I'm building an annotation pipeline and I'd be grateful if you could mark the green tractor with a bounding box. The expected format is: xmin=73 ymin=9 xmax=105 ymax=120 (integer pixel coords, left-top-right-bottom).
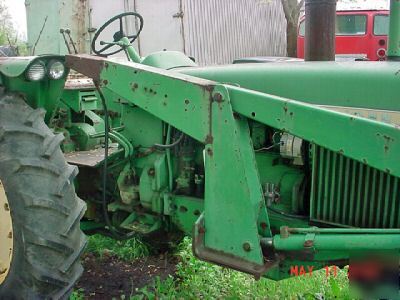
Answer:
xmin=1 ymin=2 xmax=400 ymax=299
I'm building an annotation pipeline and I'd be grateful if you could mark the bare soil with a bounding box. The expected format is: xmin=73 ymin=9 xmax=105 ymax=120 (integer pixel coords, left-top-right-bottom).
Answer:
xmin=76 ymin=253 xmax=177 ymax=299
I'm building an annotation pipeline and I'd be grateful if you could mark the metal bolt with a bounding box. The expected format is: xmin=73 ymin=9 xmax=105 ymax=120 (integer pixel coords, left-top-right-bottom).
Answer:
xmin=213 ymin=93 xmax=223 ymax=103
xmin=198 ymin=226 xmax=206 ymax=234
xmin=243 ymin=242 xmax=252 ymax=252
xmin=147 ymin=168 xmax=155 ymax=177
xmin=303 ymin=240 xmax=313 ymax=248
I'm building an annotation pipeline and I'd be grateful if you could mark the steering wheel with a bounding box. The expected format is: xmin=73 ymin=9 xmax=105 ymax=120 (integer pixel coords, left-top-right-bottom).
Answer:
xmin=91 ymin=12 xmax=144 ymax=57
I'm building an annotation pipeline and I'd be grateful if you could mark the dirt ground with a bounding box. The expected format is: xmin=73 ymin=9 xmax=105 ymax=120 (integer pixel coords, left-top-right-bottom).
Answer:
xmin=76 ymin=253 xmax=177 ymax=299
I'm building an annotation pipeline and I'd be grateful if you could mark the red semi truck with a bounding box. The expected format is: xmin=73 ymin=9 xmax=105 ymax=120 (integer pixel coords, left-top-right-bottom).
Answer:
xmin=297 ymin=9 xmax=390 ymax=61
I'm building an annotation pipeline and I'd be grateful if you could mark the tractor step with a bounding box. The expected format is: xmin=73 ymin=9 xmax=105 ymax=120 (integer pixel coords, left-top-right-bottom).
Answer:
xmin=65 ymin=147 xmax=119 ymax=167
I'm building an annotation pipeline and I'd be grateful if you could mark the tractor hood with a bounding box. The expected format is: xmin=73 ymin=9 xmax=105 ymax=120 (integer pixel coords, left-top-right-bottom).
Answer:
xmin=0 ymin=55 xmax=66 ymax=78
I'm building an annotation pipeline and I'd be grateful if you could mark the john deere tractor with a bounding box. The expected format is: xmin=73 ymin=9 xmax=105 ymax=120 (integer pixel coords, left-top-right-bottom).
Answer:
xmin=1 ymin=1 xmax=400 ymax=299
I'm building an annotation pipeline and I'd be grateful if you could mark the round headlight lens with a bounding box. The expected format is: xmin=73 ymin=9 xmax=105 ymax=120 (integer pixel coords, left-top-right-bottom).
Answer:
xmin=48 ymin=61 xmax=65 ymax=80
xmin=26 ymin=62 xmax=46 ymax=81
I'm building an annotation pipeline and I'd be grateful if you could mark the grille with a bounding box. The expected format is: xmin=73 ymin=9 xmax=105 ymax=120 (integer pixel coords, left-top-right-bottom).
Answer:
xmin=310 ymin=145 xmax=400 ymax=228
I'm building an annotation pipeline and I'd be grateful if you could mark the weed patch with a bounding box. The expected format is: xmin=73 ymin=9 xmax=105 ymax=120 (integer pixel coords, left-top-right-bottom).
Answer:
xmin=85 ymin=234 xmax=150 ymax=261
xmin=133 ymin=238 xmax=354 ymax=299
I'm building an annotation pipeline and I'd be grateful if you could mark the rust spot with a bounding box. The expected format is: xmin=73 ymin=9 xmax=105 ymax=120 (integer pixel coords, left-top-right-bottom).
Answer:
xmin=233 ymin=112 xmax=241 ymax=120
xmin=147 ymin=168 xmax=155 ymax=177
xmin=303 ymin=240 xmax=313 ymax=248
xmin=204 ymin=85 xmax=215 ymax=92
xmin=105 ymin=62 xmax=109 ymax=68
xmin=8 ymin=231 xmax=12 ymax=239
xmin=283 ymin=105 xmax=288 ymax=113
xmin=179 ymin=206 xmax=188 ymax=213
xmin=102 ymin=79 xmax=108 ymax=86
xmin=184 ymin=99 xmax=190 ymax=105
xmin=198 ymin=226 xmax=206 ymax=234
xmin=213 ymin=93 xmax=224 ymax=103
xmin=4 ymin=203 xmax=9 ymax=211
xmin=205 ymin=135 xmax=214 ymax=144
xmin=65 ymin=54 xmax=106 ymax=82
xmin=207 ymin=148 xmax=213 ymax=156
xmin=260 ymin=222 xmax=267 ymax=230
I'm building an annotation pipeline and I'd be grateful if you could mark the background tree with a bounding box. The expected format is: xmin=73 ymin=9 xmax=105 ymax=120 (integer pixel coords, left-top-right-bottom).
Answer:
xmin=281 ymin=0 xmax=305 ymax=57
xmin=259 ymin=0 xmax=305 ymax=57
xmin=0 ymin=0 xmax=27 ymax=56
xmin=0 ymin=0 xmax=14 ymax=44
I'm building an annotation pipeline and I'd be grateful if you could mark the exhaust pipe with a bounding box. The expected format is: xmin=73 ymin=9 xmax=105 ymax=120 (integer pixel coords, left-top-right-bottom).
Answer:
xmin=305 ymin=0 xmax=336 ymax=61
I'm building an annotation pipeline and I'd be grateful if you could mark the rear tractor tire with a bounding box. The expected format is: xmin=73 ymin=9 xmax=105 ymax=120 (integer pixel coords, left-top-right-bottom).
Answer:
xmin=0 ymin=93 xmax=87 ymax=299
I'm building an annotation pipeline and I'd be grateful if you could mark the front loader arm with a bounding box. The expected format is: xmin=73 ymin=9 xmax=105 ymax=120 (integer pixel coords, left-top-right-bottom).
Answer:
xmin=66 ymin=55 xmax=400 ymax=179
xmin=66 ymin=54 xmax=400 ymax=277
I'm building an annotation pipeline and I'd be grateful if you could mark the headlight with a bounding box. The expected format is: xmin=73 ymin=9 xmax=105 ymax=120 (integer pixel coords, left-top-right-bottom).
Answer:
xmin=48 ymin=60 xmax=65 ymax=80
xmin=26 ymin=62 xmax=46 ymax=81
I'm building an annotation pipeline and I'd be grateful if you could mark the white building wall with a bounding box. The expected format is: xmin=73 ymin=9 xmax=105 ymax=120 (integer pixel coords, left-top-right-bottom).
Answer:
xmin=27 ymin=0 xmax=287 ymax=65
xmin=182 ymin=0 xmax=287 ymax=65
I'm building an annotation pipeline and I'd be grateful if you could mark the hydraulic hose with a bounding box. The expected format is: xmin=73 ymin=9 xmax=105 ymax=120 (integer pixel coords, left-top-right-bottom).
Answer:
xmin=95 ymin=84 xmax=136 ymax=240
xmin=154 ymin=132 xmax=184 ymax=149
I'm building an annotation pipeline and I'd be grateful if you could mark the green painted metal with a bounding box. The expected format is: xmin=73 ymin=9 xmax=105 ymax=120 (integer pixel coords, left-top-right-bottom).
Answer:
xmin=0 ymin=57 xmax=38 ymax=77
xmin=65 ymin=51 xmax=400 ymax=274
xmin=255 ymin=152 xmax=307 ymax=231
xmin=120 ymin=37 xmax=142 ymax=63
xmin=141 ymin=51 xmax=197 ymax=69
xmin=271 ymin=233 xmax=400 ymax=251
xmin=311 ymin=145 xmax=400 ymax=228
xmin=181 ymin=62 xmax=400 ymax=111
xmin=225 ymin=85 xmax=400 ymax=178
xmin=0 ymin=56 xmax=68 ymax=121
xmin=62 ymin=89 xmax=98 ymax=113
xmin=169 ymin=195 xmax=203 ymax=235
xmin=93 ymin=59 xmax=271 ymax=266
xmin=3 ymin=7 xmax=400 ymax=283
xmin=388 ymin=0 xmax=400 ymax=60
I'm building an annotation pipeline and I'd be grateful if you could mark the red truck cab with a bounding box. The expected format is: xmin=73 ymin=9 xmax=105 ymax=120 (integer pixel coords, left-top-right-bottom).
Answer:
xmin=297 ymin=10 xmax=389 ymax=61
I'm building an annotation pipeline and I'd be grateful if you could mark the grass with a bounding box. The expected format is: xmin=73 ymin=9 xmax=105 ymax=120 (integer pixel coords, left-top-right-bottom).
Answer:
xmin=69 ymin=289 xmax=85 ymax=300
xmin=74 ymin=235 xmax=354 ymax=299
xmin=85 ymin=234 xmax=150 ymax=261
xmin=133 ymin=237 xmax=354 ymax=300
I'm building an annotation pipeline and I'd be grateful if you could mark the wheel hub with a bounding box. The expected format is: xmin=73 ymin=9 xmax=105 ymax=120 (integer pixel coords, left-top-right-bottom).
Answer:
xmin=0 ymin=180 xmax=13 ymax=285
